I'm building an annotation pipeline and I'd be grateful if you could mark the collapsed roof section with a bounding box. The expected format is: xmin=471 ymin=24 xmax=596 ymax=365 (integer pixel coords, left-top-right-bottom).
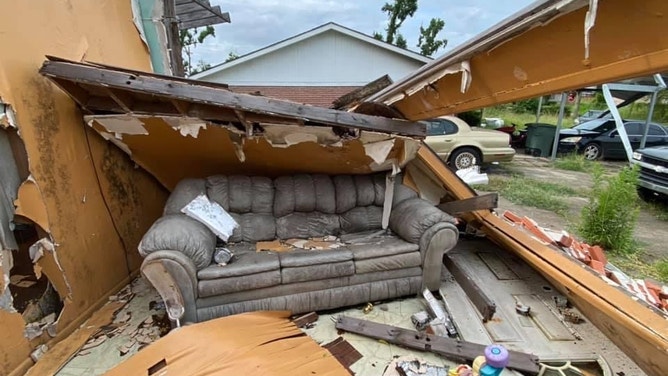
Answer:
xmin=369 ymin=0 xmax=668 ymax=120
xmin=39 ymin=57 xmax=425 ymax=189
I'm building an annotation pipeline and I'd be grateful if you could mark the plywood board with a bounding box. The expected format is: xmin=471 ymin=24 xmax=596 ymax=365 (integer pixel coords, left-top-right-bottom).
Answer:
xmin=25 ymin=301 xmax=125 ymax=376
xmin=105 ymin=311 xmax=349 ymax=376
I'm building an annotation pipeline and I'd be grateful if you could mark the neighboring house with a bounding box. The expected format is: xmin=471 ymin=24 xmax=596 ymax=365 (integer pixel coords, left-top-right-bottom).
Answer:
xmin=192 ymin=22 xmax=431 ymax=107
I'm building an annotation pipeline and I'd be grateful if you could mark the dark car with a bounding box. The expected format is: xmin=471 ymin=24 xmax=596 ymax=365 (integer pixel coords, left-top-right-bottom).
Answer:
xmin=632 ymin=146 xmax=668 ymax=201
xmin=558 ymin=118 xmax=668 ymax=160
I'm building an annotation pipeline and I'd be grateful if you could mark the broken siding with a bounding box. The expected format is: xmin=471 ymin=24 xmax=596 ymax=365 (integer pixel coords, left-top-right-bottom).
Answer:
xmin=0 ymin=1 xmax=167 ymax=374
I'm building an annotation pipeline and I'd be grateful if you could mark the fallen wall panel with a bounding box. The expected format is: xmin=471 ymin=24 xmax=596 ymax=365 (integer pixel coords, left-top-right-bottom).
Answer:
xmin=0 ymin=1 xmax=167 ymax=374
xmin=417 ymin=146 xmax=668 ymax=376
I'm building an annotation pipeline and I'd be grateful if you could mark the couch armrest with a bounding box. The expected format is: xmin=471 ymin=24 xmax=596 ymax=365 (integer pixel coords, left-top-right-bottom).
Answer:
xmin=389 ymin=197 xmax=459 ymax=290
xmin=141 ymin=250 xmax=199 ymax=324
xmin=419 ymin=222 xmax=459 ymax=290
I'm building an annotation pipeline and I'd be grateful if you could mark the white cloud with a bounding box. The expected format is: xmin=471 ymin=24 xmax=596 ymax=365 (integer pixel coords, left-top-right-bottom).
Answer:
xmin=191 ymin=0 xmax=534 ymax=65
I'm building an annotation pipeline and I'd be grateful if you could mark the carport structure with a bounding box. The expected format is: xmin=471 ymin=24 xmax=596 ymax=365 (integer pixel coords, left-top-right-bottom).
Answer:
xmin=366 ymin=0 xmax=668 ymax=375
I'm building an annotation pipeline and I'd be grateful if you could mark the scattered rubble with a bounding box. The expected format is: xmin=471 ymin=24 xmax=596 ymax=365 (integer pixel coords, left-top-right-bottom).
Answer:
xmin=502 ymin=210 xmax=668 ymax=314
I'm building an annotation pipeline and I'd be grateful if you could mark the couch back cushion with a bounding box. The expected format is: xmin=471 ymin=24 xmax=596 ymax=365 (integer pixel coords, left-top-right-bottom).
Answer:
xmin=276 ymin=212 xmax=340 ymax=239
xmin=339 ymin=206 xmax=383 ymax=234
xmin=274 ymin=174 xmax=337 ymax=217
xmin=206 ymin=175 xmax=274 ymax=214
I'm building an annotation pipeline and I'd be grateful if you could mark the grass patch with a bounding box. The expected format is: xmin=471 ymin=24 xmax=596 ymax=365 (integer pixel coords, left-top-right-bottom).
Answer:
xmin=608 ymin=254 xmax=668 ymax=283
xmin=476 ymin=175 xmax=576 ymax=215
xmin=656 ymin=260 xmax=668 ymax=282
xmin=552 ymin=154 xmax=594 ymax=172
xmin=578 ymin=165 xmax=640 ymax=255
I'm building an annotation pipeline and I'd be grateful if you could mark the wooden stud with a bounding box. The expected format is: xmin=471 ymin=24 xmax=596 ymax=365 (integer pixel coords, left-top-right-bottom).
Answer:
xmin=438 ymin=193 xmax=498 ymax=215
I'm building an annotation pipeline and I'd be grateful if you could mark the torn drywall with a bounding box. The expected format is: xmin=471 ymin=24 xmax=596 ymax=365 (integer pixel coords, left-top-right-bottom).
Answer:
xmin=584 ymin=0 xmax=599 ymax=60
xmin=363 ymin=139 xmax=395 ymax=164
xmin=14 ymin=176 xmax=51 ymax=234
xmin=162 ymin=117 xmax=208 ymax=138
xmin=88 ymin=116 xmax=149 ymax=136
xmin=263 ymin=124 xmax=342 ymax=148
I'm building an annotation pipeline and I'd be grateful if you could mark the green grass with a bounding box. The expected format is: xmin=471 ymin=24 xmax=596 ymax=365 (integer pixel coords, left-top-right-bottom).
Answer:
xmin=477 ymin=175 xmax=577 ymax=215
xmin=552 ymin=153 xmax=594 ymax=172
xmin=608 ymin=254 xmax=668 ymax=283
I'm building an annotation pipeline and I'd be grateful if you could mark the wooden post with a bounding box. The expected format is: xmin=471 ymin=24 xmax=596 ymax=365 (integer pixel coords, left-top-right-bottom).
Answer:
xmin=164 ymin=0 xmax=184 ymax=76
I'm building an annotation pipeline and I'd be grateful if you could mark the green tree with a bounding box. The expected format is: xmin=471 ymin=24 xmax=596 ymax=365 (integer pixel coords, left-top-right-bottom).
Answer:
xmin=417 ymin=18 xmax=448 ymax=56
xmin=373 ymin=1 xmax=448 ymax=56
xmin=374 ymin=0 xmax=417 ymax=45
xmin=180 ymin=26 xmax=215 ymax=76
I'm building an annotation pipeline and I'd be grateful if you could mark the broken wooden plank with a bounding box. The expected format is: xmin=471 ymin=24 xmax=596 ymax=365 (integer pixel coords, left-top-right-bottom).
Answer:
xmin=24 ymin=301 xmax=125 ymax=376
xmin=331 ymin=75 xmax=393 ymax=110
xmin=438 ymin=193 xmax=498 ymax=215
xmin=443 ymin=253 xmax=496 ymax=322
xmin=39 ymin=59 xmax=426 ymax=137
xmin=292 ymin=312 xmax=318 ymax=328
xmin=335 ymin=316 xmax=539 ymax=375
xmin=322 ymin=337 xmax=362 ymax=374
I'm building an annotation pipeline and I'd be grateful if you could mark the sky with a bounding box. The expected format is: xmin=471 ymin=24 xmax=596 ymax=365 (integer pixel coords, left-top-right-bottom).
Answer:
xmin=193 ymin=0 xmax=537 ymax=66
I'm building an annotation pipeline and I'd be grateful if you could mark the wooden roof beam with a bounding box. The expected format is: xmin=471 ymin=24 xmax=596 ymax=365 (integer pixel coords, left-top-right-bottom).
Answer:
xmin=40 ymin=60 xmax=425 ymax=137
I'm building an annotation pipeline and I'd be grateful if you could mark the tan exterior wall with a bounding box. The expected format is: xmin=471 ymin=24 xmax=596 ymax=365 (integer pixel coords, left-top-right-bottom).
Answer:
xmin=0 ymin=2 xmax=168 ymax=374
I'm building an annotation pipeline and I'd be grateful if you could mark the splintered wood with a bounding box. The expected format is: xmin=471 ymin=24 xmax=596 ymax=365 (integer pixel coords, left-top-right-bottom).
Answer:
xmin=105 ymin=311 xmax=349 ymax=376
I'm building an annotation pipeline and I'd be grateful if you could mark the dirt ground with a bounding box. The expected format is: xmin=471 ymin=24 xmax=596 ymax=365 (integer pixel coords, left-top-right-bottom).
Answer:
xmin=484 ymin=154 xmax=668 ymax=274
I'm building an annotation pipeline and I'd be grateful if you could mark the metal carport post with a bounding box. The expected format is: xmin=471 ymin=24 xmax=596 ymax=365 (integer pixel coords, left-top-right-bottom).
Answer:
xmin=602 ymin=73 xmax=666 ymax=163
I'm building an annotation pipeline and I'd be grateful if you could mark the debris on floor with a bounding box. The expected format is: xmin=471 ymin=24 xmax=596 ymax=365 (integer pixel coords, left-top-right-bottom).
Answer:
xmin=383 ymin=356 xmax=449 ymax=376
xmin=502 ymin=210 xmax=668 ymax=314
xmin=455 ymin=165 xmax=489 ymax=186
xmin=292 ymin=311 xmax=319 ymax=328
xmin=323 ymin=336 xmax=363 ymax=373
xmin=334 ymin=316 xmax=540 ymax=375
xmin=104 ymin=311 xmax=350 ymax=376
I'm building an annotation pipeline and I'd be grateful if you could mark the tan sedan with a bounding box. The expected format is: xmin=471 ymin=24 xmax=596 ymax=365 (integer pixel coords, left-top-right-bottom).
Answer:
xmin=424 ymin=116 xmax=515 ymax=170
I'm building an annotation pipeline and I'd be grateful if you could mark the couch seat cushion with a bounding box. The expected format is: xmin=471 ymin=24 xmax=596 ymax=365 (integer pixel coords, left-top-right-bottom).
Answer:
xmin=197 ymin=250 xmax=279 ymax=280
xmin=281 ymin=261 xmax=354 ymax=284
xmin=198 ymin=270 xmax=281 ymax=297
xmin=354 ymin=251 xmax=422 ymax=274
xmin=347 ymin=235 xmax=419 ymax=260
xmin=279 ymin=248 xmax=353 ymax=268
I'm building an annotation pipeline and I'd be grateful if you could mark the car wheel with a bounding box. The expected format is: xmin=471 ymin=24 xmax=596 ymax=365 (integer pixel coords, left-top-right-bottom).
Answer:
xmin=582 ymin=143 xmax=602 ymax=160
xmin=449 ymin=147 xmax=481 ymax=170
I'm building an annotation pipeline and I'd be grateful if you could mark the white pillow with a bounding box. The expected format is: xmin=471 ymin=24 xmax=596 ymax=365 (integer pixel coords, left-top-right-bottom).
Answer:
xmin=181 ymin=194 xmax=238 ymax=242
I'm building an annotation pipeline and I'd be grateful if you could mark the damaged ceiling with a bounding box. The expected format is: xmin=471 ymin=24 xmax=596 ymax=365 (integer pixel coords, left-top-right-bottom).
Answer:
xmin=39 ymin=57 xmax=425 ymax=189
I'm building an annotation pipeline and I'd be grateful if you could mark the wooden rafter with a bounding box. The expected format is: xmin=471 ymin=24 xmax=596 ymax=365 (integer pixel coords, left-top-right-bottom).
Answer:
xmin=39 ymin=58 xmax=425 ymax=137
